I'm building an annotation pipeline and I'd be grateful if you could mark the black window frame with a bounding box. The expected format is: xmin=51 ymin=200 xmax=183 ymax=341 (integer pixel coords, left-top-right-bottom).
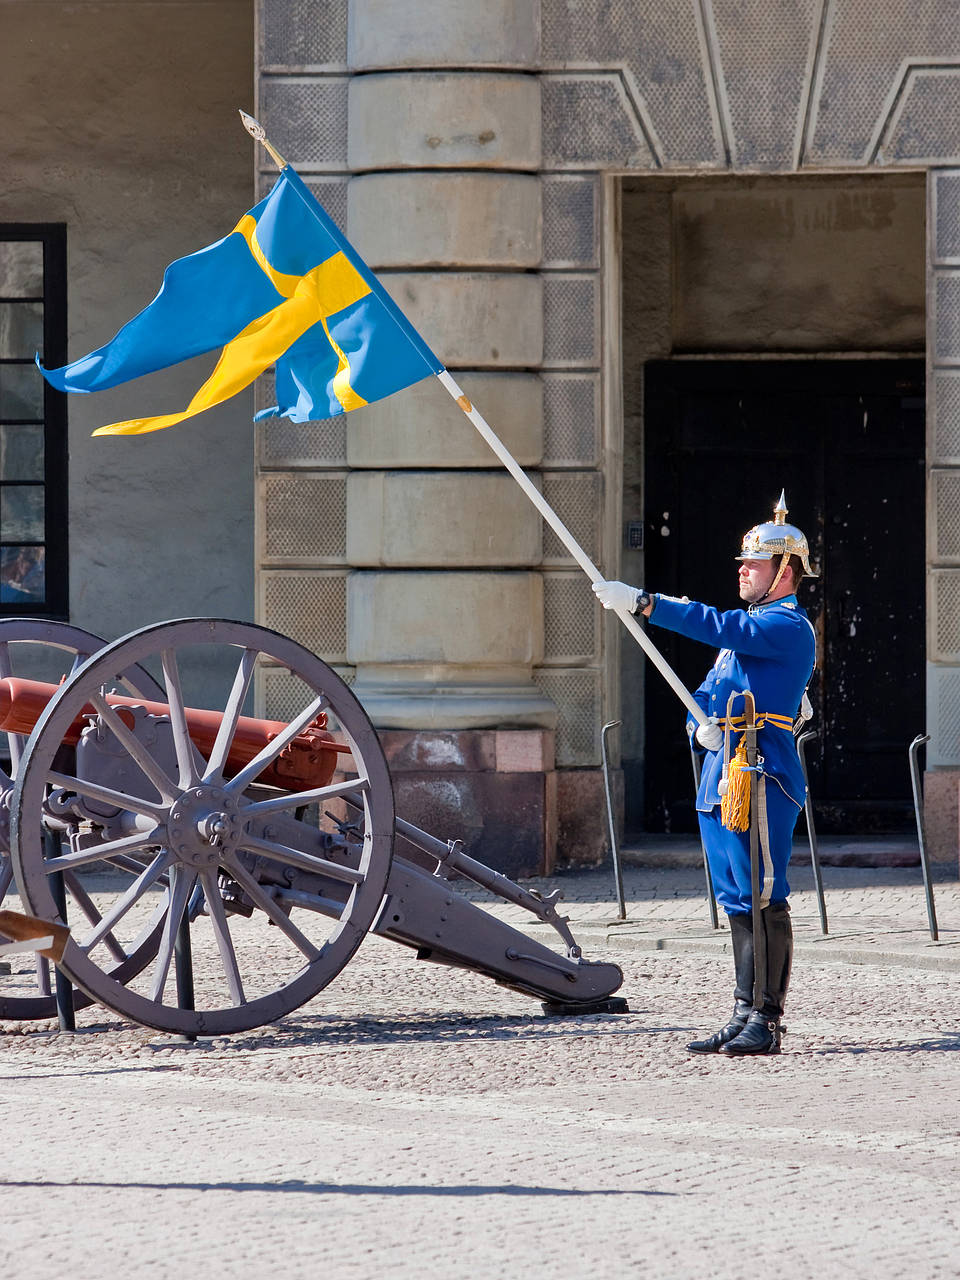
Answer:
xmin=0 ymin=224 xmax=68 ymax=618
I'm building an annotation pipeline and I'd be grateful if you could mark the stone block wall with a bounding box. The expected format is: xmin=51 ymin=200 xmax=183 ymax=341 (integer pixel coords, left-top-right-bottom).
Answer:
xmin=255 ymin=0 xmax=960 ymax=872
xmin=255 ymin=1 xmax=617 ymax=871
xmin=1 ymin=1 xmax=256 ymax=702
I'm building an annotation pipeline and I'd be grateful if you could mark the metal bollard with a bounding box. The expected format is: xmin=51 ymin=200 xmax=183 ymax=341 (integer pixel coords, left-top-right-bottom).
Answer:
xmin=908 ymin=734 xmax=939 ymax=942
xmin=600 ymin=721 xmax=626 ymax=921
xmin=796 ymin=731 xmax=828 ymax=935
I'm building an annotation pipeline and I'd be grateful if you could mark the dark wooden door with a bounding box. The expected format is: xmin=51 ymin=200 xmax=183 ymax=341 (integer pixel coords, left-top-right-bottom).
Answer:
xmin=641 ymin=359 xmax=925 ymax=834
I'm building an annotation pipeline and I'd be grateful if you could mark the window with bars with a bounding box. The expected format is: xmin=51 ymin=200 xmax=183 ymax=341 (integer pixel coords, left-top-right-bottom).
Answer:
xmin=0 ymin=227 xmax=67 ymax=616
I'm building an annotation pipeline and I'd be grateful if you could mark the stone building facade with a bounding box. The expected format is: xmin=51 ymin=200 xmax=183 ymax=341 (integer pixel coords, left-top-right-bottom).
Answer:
xmin=0 ymin=1 xmax=257 ymax=698
xmin=4 ymin=2 xmax=960 ymax=871
xmin=254 ymin=1 xmax=960 ymax=868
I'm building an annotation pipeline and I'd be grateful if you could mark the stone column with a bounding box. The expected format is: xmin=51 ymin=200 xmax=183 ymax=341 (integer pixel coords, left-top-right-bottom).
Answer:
xmin=256 ymin=1 xmax=620 ymax=871
xmin=344 ymin=5 xmax=558 ymax=874
xmin=345 ymin=8 xmax=548 ymax=718
xmin=256 ymin=1 xmax=553 ymax=871
xmin=925 ymin=167 xmax=960 ymax=864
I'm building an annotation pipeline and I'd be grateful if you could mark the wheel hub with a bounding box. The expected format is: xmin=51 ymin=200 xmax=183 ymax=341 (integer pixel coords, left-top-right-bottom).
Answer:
xmin=166 ymin=786 xmax=245 ymax=867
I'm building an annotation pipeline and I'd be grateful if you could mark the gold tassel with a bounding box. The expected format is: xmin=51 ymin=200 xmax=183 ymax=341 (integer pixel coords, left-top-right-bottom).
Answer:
xmin=720 ymin=738 xmax=751 ymax=832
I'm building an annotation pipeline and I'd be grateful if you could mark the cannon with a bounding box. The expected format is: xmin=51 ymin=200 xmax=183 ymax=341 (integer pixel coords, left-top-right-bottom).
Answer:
xmin=0 ymin=619 xmax=173 ymax=1020
xmin=0 ymin=618 xmax=625 ymax=1035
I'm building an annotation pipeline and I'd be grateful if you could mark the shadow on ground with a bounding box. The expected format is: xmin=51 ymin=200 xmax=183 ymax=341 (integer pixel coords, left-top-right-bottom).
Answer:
xmin=0 ymin=1177 xmax=677 ymax=1197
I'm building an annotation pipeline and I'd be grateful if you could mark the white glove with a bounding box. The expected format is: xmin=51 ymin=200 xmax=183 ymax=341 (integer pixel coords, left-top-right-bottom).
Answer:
xmin=695 ymin=719 xmax=723 ymax=752
xmin=592 ymin=579 xmax=642 ymax=613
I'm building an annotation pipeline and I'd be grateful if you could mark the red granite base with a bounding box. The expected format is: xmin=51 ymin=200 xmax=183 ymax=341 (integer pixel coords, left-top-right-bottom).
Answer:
xmin=555 ymin=768 xmax=624 ymax=869
xmin=921 ymin=769 xmax=960 ymax=865
xmin=378 ymin=729 xmax=557 ymax=879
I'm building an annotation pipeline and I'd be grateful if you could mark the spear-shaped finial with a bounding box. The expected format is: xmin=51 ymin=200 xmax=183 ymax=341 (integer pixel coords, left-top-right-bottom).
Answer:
xmin=774 ymin=489 xmax=788 ymax=525
xmin=239 ymin=110 xmax=288 ymax=171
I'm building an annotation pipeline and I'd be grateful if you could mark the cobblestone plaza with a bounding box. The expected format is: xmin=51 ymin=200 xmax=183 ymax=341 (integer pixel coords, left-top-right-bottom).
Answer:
xmin=2 ymin=864 xmax=958 ymax=1279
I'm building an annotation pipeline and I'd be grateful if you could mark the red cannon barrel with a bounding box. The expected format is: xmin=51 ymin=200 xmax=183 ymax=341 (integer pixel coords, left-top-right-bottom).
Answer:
xmin=0 ymin=677 xmax=352 ymax=791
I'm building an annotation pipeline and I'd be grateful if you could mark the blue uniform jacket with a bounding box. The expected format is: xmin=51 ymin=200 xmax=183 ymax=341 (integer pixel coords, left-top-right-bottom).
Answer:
xmin=649 ymin=593 xmax=817 ymax=812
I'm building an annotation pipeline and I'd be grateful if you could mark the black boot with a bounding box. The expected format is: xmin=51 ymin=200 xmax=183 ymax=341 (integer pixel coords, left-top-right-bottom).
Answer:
xmin=720 ymin=1008 xmax=782 ymax=1054
xmin=687 ymin=999 xmax=751 ymax=1053
xmin=722 ymin=900 xmax=793 ymax=1057
xmin=687 ymin=911 xmax=755 ymax=1053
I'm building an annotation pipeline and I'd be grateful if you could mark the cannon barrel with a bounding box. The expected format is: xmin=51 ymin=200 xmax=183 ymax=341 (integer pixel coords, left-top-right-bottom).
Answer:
xmin=0 ymin=675 xmax=351 ymax=791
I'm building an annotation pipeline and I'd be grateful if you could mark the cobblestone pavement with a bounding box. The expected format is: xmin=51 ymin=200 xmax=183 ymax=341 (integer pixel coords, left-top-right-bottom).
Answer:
xmin=2 ymin=863 xmax=960 ymax=1280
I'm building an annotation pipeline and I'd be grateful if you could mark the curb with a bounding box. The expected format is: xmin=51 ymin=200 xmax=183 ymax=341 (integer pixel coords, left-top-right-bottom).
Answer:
xmin=520 ymin=922 xmax=960 ymax=972
xmin=619 ymin=849 xmax=926 ymax=870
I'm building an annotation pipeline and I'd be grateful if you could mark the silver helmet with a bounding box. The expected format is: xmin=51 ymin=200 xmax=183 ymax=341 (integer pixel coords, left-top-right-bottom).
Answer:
xmin=736 ymin=491 xmax=818 ymax=583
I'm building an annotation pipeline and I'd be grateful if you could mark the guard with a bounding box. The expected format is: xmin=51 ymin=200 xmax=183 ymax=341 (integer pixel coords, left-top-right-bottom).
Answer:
xmin=593 ymin=493 xmax=817 ymax=1056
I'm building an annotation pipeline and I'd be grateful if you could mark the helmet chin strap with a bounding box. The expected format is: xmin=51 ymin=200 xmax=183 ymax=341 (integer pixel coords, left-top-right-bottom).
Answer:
xmin=756 ymin=552 xmax=790 ymax=604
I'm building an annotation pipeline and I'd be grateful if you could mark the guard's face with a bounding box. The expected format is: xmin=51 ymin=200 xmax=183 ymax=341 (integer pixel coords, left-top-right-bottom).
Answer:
xmin=738 ymin=557 xmax=777 ymax=604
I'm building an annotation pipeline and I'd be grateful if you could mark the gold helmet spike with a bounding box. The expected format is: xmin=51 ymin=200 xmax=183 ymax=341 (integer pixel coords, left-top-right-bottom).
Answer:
xmin=736 ymin=491 xmax=818 ymax=579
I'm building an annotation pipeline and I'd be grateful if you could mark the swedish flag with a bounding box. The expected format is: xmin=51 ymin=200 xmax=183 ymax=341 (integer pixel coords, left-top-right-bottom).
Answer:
xmin=38 ymin=167 xmax=442 ymax=435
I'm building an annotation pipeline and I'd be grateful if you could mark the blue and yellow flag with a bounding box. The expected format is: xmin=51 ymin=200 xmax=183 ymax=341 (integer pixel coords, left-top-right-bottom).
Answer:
xmin=38 ymin=167 xmax=442 ymax=435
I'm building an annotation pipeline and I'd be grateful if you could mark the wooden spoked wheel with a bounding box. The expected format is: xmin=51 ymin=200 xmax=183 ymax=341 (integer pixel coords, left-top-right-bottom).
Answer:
xmin=11 ymin=619 xmax=395 ymax=1035
xmin=0 ymin=619 xmax=168 ymax=1020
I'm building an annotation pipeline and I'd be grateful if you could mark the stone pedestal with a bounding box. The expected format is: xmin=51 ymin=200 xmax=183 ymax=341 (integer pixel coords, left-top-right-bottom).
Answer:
xmin=556 ymin=767 xmax=624 ymax=869
xmin=382 ymin=728 xmax=557 ymax=878
xmin=924 ymin=769 xmax=960 ymax=864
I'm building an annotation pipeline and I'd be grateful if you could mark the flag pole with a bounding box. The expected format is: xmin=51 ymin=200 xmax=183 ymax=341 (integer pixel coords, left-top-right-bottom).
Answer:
xmin=436 ymin=370 xmax=706 ymax=726
xmin=238 ymin=111 xmax=705 ymax=726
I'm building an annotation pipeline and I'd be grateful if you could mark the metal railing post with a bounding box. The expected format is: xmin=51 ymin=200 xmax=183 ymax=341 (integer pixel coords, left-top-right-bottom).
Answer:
xmin=601 ymin=721 xmax=626 ymax=921
xmin=796 ymin=730 xmax=828 ymax=935
xmin=909 ymin=734 xmax=939 ymax=942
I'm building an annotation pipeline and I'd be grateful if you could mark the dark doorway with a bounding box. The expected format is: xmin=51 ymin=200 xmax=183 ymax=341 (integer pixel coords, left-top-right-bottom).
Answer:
xmin=640 ymin=358 xmax=925 ymax=835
